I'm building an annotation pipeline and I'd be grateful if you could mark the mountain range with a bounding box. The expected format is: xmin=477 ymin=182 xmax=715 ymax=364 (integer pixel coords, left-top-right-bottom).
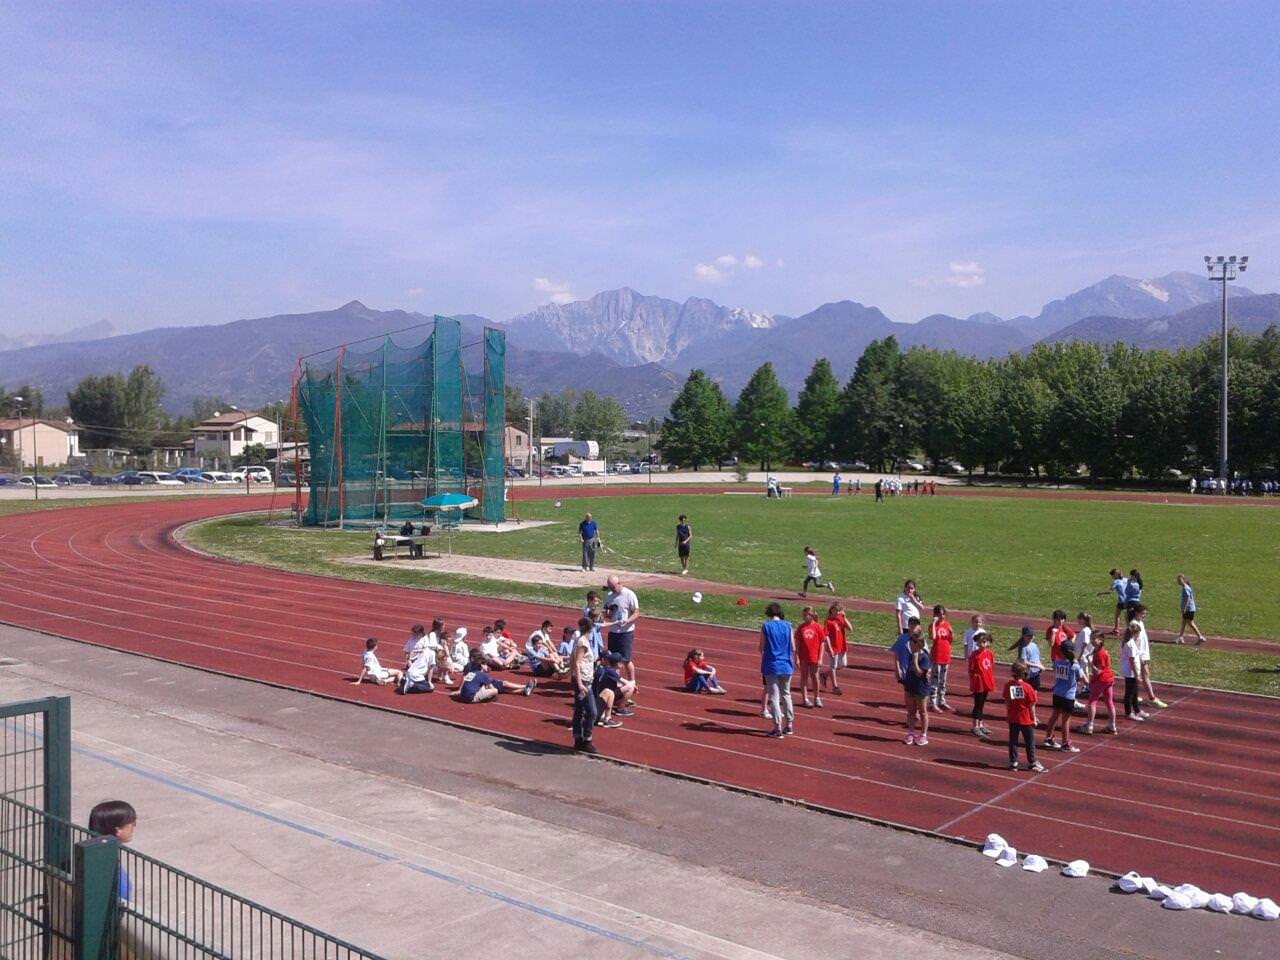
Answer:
xmin=0 ymin=271 xmax=1271 ymax=419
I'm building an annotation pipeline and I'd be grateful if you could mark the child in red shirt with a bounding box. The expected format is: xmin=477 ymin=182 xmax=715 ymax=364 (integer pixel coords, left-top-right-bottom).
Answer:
xmin=795 ymin=606 xmax=830 ymax=708
xmin=967 ymin=630 xmax=995 ymax=739
xmin=683 ymin=648 xmax=726 ymax=695
xmin=1004 ymin=660 xmax=1044 ymax=772
xmin=820 ymin=602 xmax=851 ymax=695
xmin=929 ymin=604 xmax=954 ymax=712
xmin=1046 ymin=609 xmax=1069 ymax=660
xmin=1083 ymin=633 xmax=1117 ymax=734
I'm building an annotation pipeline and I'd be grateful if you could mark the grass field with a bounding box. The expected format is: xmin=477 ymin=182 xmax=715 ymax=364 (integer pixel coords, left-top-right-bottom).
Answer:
xmin=185 ymin=491 xmax=1280 ymax=696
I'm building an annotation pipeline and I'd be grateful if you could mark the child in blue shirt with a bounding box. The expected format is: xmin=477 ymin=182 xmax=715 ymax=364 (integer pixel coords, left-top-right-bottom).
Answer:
xmin=902 ymin=630 xmax=933 ymax=746
xmin=1044 ymin=640 xmax=1085 ymax=753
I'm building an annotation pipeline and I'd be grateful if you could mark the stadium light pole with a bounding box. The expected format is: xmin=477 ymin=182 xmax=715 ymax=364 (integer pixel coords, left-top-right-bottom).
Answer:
xmin=1204 ymin=254 xmax=1248 ymax=489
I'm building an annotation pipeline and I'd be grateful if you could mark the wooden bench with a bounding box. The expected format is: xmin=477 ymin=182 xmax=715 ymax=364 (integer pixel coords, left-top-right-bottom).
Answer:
xmin=373 ymin=532 xmax=430 ymax=560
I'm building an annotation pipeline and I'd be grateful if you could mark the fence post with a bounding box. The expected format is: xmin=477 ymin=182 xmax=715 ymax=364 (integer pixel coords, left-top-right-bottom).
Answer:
xmin=74 ymin=836 xmax=118 ymax=960
xmin=45 ymin=696 xmax=73 ymax=871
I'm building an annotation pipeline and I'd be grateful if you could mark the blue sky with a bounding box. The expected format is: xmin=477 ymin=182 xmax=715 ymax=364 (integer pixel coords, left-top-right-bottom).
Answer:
xmin=2 ymin=1 xmax=1277 ymax=335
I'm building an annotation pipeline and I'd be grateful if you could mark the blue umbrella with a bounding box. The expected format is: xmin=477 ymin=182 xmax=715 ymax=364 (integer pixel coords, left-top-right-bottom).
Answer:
xmin=419 ymin=492 xmax=478 ymax=554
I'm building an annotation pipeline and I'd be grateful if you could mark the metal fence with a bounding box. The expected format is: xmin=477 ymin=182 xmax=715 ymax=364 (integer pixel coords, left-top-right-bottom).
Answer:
xmin=0 ymin=697 xmax=383 ymax=960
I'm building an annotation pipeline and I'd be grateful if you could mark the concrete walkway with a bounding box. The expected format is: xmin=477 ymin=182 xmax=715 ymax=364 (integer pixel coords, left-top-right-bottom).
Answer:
xmin=1 ymin=627 xmax=1271 ymax=960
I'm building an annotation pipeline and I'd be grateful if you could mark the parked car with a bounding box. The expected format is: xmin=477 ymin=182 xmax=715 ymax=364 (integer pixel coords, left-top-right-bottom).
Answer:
xmin=170 ymin=467 xmax=207 ymax=483
xmin=848 ymin=459 xmax=870 ymax=471
xmin=19 ymin=475 xmax=58 ymax=487
xmin=120 ymin=471 xmax=155 ymax=485
xmin=230 ymin=466 xmax=273 ymax=483
xmin=0 ymin=473 xmax=19 ymax=486
xmin=204 ymin=471 xmax=238 ymax=484
xmin=934 ymin=459 xmax=964 ymax=474
xmin=505 ymin=466 xmax=526 ymax=478
xmin=134 ymin=471 xmax=182 ymax=486
xmin=52 ymin=472 xmax=90 ymax=486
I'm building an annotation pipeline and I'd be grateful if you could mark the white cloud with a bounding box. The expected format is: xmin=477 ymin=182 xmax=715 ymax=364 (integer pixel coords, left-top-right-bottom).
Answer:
xmin=694 ymin=251 xmax=774 ymax=282
xmin=911 ymin=260 xmax=987 ymax=289
xmin=533 ymin=276 xmax=575 ymax=303
xmin=944 ymin=260 xmax=986 ymax=288
xmin=406 ymin=286 xmax=424 ymax=296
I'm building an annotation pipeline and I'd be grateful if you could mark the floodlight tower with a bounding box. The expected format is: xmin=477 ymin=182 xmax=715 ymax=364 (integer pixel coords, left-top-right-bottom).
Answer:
xmin=1203 ymin=254 xmax=1249 ymax=488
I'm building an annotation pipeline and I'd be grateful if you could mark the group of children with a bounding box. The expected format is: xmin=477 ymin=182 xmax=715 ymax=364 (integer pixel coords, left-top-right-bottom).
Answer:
xmin=890 ymin=578 xmax=1176 ymax=772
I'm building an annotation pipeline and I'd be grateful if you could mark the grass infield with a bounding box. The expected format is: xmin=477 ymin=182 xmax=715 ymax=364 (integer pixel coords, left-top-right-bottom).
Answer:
xmin=186 ymin=490 xmax=1280 ymax=697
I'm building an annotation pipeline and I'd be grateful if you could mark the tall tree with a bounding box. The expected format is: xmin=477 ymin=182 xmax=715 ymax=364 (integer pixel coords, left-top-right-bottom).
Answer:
xmin=535 ymin=389 xmax=576 ymax=437
xmin=119 ymin=365 xmax=167 ymax=452
xmin=734 ymin=363 xmax=793 ymax=470
xmin=67 ymin=373 xmax=126 ymax=450
xmin=835 ymin=336 xmax=903 ymax=470
xmin=792 ymin=358 xmax=841 ymax=463
xmin=572 ymin=390 xmax=627 ymax=451
xmin=1124 ymin=351 xmax=1191 ymax=479
xmin=658 ymin=369 xmax=733 ymax=469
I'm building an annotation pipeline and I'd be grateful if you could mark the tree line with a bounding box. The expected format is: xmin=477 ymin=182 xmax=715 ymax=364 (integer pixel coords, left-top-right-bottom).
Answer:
xmin=657 ymin=328 xmax=1280 ymax=480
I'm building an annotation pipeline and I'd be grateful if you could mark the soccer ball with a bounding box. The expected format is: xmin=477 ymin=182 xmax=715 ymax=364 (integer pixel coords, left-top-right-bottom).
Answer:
xmin=554 ymin=500 xmax=562 ymax=508
xmin=692 ymin=592 xmax=703 ymax=604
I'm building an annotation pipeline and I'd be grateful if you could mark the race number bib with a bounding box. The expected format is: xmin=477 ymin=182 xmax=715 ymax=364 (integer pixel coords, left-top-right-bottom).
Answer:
xmin=1008 ymin=685 xmax=1026 ymax=700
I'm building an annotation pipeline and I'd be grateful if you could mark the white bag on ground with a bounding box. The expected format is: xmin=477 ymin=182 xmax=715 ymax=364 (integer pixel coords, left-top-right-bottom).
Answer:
xmin=1232 ymin=892 xmax=1260 ymax=914
xmin=1252 ymin=898 xmax=1280 ymax=921
xmin=1206 ymin=893 xmax=1234 ymax=913
xmin=1115 ymin=871 xmax=1144 ymax=893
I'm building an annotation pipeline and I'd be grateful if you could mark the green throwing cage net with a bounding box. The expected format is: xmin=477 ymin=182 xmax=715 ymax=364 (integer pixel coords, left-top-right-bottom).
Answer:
xmin=295 ymin=316 xmax=506 ymax=526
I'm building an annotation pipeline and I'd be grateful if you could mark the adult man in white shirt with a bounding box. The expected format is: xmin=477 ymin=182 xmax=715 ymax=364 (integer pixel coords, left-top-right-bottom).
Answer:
xmin=604 ymin=574 xmax=640 ymax=707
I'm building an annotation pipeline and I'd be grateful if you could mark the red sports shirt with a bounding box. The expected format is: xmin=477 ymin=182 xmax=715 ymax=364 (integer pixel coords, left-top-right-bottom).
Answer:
xmin=796 ymin=621 xmax=826 ymax=664
xmin=931 ymin=619 xmax=953 ymax=665
xmin=968 ymin=648 xmax=995 ymax=693
xmin=1003 ymin=679 xmax=1037 ymax=726
xmin=824 ymin=615 xmax=849 ymax=654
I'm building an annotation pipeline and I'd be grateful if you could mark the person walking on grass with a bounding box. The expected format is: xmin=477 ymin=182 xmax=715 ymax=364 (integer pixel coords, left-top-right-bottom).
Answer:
xmin=1004 ymin=661 xmax=1045 ymax=772
xmin=1043 ymin=640 xmax=1084 ymax=753
xmin=760 ymin=602 xmax=795 ymax=738
xmin=831 ymin=471 xmax=842 ymax=496
xmin=1176 ymin=574 xmax=1207 ymax=644
xmin=929 ymin=604 xmax=954 ymax=712
xmin=795 ymin=605 xmax=829 ymax=708
xmin=1082 ymin=632 xmax=1117 ymax=735
xmin=968 ymin=630 xmax=995 ymax=739
xmin=800 ymin=545 xmax=835 ymax=596
xmin=1098 ymin=568 xmax=1128 ymax=636
xmin=903 ymin=629 xmax=932 ymax=746
xmin=675 ymin=514 xmax=693 ymax=575
xmin=579 ymin=512 xmax=600 ymax=571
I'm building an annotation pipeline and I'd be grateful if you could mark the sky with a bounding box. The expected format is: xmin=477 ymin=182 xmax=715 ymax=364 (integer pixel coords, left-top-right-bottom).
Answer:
xmin=1 ymin=0 xmax=1278 ymax=337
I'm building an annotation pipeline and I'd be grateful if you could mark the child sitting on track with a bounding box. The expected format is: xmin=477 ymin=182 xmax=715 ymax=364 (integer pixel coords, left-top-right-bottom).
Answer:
xmin=456 ymin=650 xmax=535 ymax=703
xmin=440 ymin=627 xmax=469 ymax=686
xmin=356 ymin=638 xmax=403 ymax=687
xmin=480 ymin=625 xmax=522 ymax=670
xmin=683 ymin=648 xmax=727 ymax=694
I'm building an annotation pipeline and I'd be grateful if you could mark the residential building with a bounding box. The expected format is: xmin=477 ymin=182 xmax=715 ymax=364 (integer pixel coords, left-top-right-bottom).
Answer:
xmin=192 ymin=411 xmax=279 ymax=464
xmin=0 ymin=418 xmax=82 ymax=468
xmin=503 ymin=425 xmax=530 ymax=467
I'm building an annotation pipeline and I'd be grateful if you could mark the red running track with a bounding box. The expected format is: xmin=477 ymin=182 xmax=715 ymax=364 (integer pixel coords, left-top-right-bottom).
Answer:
xmin=1 ymin=495 xmax=1277 ymax=897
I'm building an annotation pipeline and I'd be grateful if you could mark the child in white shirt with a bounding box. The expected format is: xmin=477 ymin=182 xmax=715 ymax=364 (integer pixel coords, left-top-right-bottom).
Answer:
xmin=357 ymin=638 xmax=403 ymax=686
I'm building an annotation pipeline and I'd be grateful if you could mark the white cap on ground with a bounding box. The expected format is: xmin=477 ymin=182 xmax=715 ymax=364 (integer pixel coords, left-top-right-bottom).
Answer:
xmin=1253 ymin=898 xmax=1280 ymax=921
xmin=1162 ymin=891 xmax=1193 ymax=911
xmin=1173 ymin=884 xmax=1210 ymax=909
xmin=554 ymin=500 xmax=562 ymax=508
xmin=1021 ymin=854 xmax=1048 ymax=873
xmin=1206 ymin=893 xmax=1234 ymax=913
xmin=1115 ymin=872 xmax=1144 ymax=893
xmin=1149 ymin=884 xmax=1174 ymax=900
xmin=981 ymin=834 xmax=1008 ymax=858
xmin=692 ymin=591 xmax=703 ymax=603
xmin=994 ymin=846 xmax=1018 ymax=867
xmin=1233 ymin=892 xmax=1260 ymax=914
xmin=1139 ymin=876 xmax=1159 ymax=895
xmin=1061 ymin=859 xmax=1090 ymax=878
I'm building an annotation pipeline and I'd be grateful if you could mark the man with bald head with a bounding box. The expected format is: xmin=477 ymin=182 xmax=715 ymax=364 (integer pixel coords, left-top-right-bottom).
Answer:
xmin=604 ymin=574 xmax=640 ymax=709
